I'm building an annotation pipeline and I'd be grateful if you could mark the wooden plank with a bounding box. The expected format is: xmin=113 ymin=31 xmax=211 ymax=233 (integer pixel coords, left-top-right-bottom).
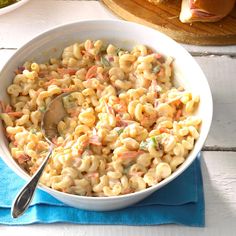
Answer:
xmin=1 ymin=152 xmax=236 ymax=235
xmin=102 ymin=0 xmax=236 ymax=46
xmin=0 ymin=1 xmax=235 ymax=53
xmin=195 ymin=56 xmax=236 ymax=148
xmin=0 ymin=50 xmax=236 ymax=148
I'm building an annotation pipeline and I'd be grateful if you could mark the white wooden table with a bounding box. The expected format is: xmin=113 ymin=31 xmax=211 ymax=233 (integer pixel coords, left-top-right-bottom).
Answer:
xmin=1 ymin=0 xmax=236 ymax=235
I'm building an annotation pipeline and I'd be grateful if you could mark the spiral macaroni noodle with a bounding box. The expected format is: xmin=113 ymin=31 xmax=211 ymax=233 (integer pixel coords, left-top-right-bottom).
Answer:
xmin=0 ymin=39 xmax=201 ymax=197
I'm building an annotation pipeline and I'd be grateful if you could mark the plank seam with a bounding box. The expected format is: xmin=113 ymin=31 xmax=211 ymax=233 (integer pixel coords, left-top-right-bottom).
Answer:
xmin=1 ymin=48 xmax=236 ymax=58
xmin=189 ymin=52 xmax=236 ymax=58
xmin=202 ymin=146 xmax=236 ymax=152
xmin=0 ymin=48 xmax=17 ymax=50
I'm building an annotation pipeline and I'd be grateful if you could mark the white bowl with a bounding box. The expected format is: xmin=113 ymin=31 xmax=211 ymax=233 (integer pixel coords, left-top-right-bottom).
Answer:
xmin=0 ymin=0 xmax=30 ymax=16
xmin=0 ymin=20 xmax=213 ymax=211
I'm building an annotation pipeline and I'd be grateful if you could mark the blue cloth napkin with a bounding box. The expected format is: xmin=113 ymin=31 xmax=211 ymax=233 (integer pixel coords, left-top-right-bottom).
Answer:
xmin=0 ymin=154 xmax=204 ymax=226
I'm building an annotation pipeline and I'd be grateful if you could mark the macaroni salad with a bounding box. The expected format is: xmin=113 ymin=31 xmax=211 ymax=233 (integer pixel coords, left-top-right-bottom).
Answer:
xmin=0 ymin=40 xmax=201 ymax=196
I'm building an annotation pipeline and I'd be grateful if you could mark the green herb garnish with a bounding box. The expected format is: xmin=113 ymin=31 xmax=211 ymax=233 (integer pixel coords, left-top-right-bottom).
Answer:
xmin=152 ymin=65 xmax=161 ymax=74
xmin=155 ymin=134 xmax=166 ymax=141
xmin=62 ymin=95 xmax=77 ymax=109
xmin=140 ymin=137 xmax=158 ymax=150
xmin=114 ymin=127 xmax=124 ymax=135
xmin=101 ymin=56 xmax=110 ymax=67
xmin=30 ymin=128 xmax=37 ymax=134
xmin=39 ymin=107 xmax=46 ymax=113
xmin=115 ymin=48 xmax=122 ymax=55
xmin=150 ymin=137 xmax=157 ymax=148
xmin=140 ymin=140 xmax=149 ymax=150
xmin=123 ymin=165 xmax=132 ymax=174
xmin=117 ymin=128 xmax=124 ymax=135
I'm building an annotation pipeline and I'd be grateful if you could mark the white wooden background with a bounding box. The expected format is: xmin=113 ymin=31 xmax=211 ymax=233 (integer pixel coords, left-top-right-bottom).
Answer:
xmin=0 ymin=0 xmax=236 ymax=235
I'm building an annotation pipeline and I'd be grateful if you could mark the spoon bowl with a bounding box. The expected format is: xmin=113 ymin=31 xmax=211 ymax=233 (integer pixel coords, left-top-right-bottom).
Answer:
xmin=11 ymin=92 xmax=71 ymax=218
xmin=42 ymin=92 xmax=71 ymax=143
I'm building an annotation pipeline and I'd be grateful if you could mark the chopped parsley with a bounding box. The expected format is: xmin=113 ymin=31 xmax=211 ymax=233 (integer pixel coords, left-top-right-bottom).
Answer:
xmin=152 ymin=65 xmax=161 ymax=74
xmin=114 ymin=127 xmax=124 ymax=135
xmin=62 ymin=95 xmax=77 ymax=109
xmin=115 ymin=48 xmax=122 ymax=55
xmin=140 ymin=140 xmax=149 ymax=150
xmin=140 ymin=137 xmax=158 ymax=150
xmin=30 ymin=128 xmax=37 ymax=134
xmin=117 ymin=128 xmax=124 ymax=135
xmin=101 ymin=56 xmax=110 ymax=67
xmin=39 ymin=107 xmax=46 ymax=113
xmin=150 ymin=136 xmax=157 ymax=148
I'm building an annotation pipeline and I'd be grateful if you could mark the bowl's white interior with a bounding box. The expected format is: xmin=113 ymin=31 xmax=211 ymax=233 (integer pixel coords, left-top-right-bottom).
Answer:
xmin=0 ymin=20 xmax=212 ymax=201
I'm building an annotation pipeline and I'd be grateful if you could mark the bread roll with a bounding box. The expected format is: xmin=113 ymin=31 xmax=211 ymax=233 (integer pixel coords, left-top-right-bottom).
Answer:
xmin=180 ymin=0 xmax=236 ymax=23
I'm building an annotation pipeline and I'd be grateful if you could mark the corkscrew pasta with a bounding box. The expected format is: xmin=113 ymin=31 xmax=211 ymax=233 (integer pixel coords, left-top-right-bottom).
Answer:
xmin=0 ymin=39 xmax=201 ymax=197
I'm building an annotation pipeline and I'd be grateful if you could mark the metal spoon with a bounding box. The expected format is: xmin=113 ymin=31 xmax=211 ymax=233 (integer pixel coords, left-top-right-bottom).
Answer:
xmin=11 ymin=93 xmax=70 ymax=218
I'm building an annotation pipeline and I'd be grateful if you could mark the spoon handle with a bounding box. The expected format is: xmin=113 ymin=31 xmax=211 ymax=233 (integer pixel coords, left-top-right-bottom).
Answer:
xmin=11 ymin=144 xmax=53 ymax=218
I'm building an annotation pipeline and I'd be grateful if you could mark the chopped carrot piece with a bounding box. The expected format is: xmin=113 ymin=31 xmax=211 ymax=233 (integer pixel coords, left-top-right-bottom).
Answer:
xmin=51 ymin=137 xmax=58 ymax=146
xmin=81 ymin=50 xmax=93 ymax=58
xmin=159 ymin=127 xmax=170 ymax=134
xmin=57 ymin=68 xmax=77 ymax=76
xmin=7 ymin=112 xmax=23 ymax=117
xmin=14 ymin=66 xmax=25 ymax=75
xmin=17 ymin=154 xmax=31 ymax=164
xmin=158 ymin=68 xmax=165 ymax=77
xmin=44 ymin=80 xmax=58 ymax=87
xmin=105 ymin=103 xmax=115 ymax=116
xmin=87 ymin=40 xmax=93 ymax=49
xmin=61 ymin=87 xmax=75 ymax=93
xmin=175 ymin=109 xmax=182 ymax=120
xmin=95 ymin=55 xmax=100 ymax=61
xmin=13 ymin=140 xmax=18 ymax=146
xmin=86 ymin=172 xmax=99 ymax=178
xmin=78 ymin=141 xmax=89 ymax=155
xmin=123 ymin=188 xmax=132 ymax=194
xmin=6 ymin=133 xmax=15 ymax=141
xmin=46 ymin=75 xmax=55 ymax=81
xmin=154 ymin=53 xmax=162 ymax=59
xmin=77 ymin=149 xmax=83 ymax=155
xmin=116 ymin=101 xmax=127 ymax=113
xmin=69 ymin=110 xmax=80 ymax=117
xmin=118 ymin=151 xmax=143 ymax=159
xmin=129 ymin=171 xmax=144 ymax=177
xmin=102 ymin=72 xmax=109 ymax=82
xmin=80 ymin=139 xmax=90 ymax=149
xmin=5 ymin=104 xmax=13 ymax=113
xmin=140 ymin=118 xmax=149 ymax=126
xmin=147 ymin=48 xmax=153 ymax=54
xmin=175 ymin=100 xmax=181 ymax=106
xmin=85 ymin=65 xmax=97 ymax=80
xmin=38 ymin=70 xmax=49 ymax=77
xmin=167 ymin=98 xmax=181 ymax=106
xmin=116 ymin=118 xmax=135 ymax=127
